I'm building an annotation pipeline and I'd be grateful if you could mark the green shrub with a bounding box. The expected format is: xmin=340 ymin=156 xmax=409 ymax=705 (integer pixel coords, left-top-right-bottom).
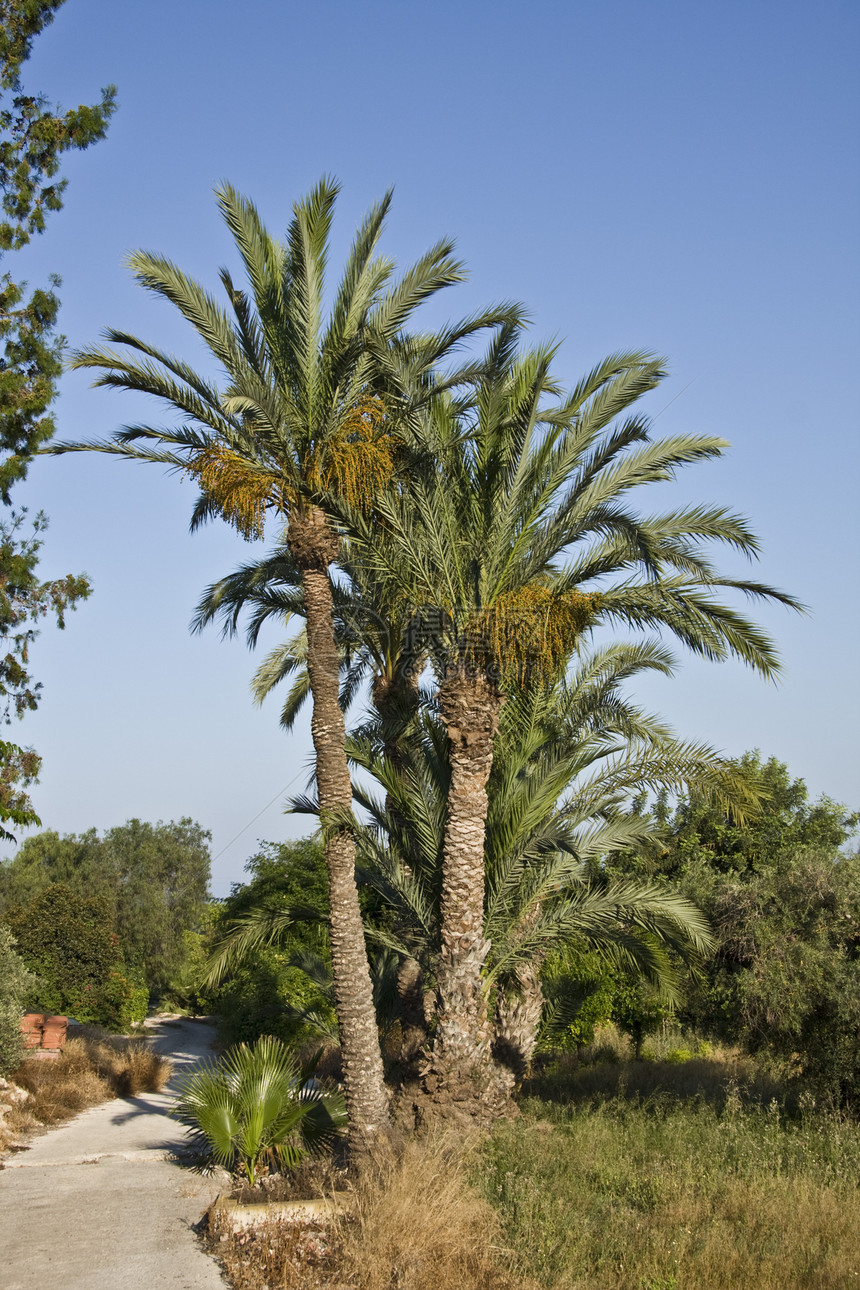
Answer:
xmin=0 ymin=819 xmax=212 ymax=1000
xmin=3 ymin=883 xmax=146 ymax=1030
xmin=664 ymin=1047 xmax=693 ymax=1064
xmin=98 ymin=971 xmax=148 ymax=1030
xmin=0 ymin=924 xmax=37 ymax=1075
xmin=208 ymin=840 xmax=335 ymax=1047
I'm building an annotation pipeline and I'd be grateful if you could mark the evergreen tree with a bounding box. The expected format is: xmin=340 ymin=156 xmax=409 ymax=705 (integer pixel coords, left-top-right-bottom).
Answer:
xmin=0 ymin=1 xmax=115 ymax=836
xmin=0 ymin=817 xmax=211 ymax=996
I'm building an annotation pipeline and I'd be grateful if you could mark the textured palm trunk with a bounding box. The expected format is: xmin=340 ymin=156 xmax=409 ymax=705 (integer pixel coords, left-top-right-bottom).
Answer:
xmin=397 ymin=954 xmax=429 ymax=1071
xmin=371 ymin=670 xmax=428 ymax=1072
xmin=371 ymin=667 xmax=420 ymax=840
xmin=423 ymin=668 xmax=505 ymax=1119
xmin=290 ymin=507 xmax=390 ymax=1151
xmin=492 ymin=964 xmax=545 ymax=1095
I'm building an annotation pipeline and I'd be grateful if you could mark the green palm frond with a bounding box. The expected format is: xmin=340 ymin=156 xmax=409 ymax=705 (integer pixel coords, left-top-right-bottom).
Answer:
xmin=172 ymin=1035 xmax=345 ymax=1183
xmin=203 ymin=904 xmax=321 ymax=988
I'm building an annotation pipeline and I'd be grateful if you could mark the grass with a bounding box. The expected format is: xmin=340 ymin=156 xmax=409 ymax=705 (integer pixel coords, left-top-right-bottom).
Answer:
xmin=526 ymin=1045 xmax=786 ymax=1115
xmin=0 ymin=1027 xmax=172 ymax=1149
xmin=205 ymin=1039 xmax=860 ymax=1290
xmin=207 ymin=1134 xmax=539 ymax=1290
xmin=481 ymin=1056 xmax=860 ymax=1289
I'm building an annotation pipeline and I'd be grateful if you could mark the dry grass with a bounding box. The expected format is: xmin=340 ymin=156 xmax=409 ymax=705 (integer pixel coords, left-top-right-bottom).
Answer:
xmin=208 ymin=1135 xmax=538 ymax=1290
xmin=483 ymin=1087 xmax=860 ymax=1289
xmin=0 ymin=1029 xmax=172 ymax=1150
xmin=527 ymin=1025 xmax=784 ymax=1114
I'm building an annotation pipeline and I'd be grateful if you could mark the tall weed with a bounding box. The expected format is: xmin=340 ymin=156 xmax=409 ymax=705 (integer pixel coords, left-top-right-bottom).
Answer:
xmin=482 ymin=1089 xmax=860 ymax=1289
xmin=209 ymin=1134 xmax=537 ymax=1290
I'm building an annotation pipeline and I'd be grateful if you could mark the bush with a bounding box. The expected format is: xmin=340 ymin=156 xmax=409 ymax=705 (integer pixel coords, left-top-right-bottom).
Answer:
xmin=0 ymin=818 xmax=213 ymax=1000
xmin=208 ymin=840 xmax=336 ymax=1048
xmin=3 ymin=882 xmax=146 ymax=1029
xmin=0 ymin=925 xmax=37 ymax=1075
xmin=172 ymin=1035 xmax=346 ymax=1183
xmin=98 ymin=971 xmax=149 ymax=1031
xmin=11 ymin=1030 xmax=172 ymax=1127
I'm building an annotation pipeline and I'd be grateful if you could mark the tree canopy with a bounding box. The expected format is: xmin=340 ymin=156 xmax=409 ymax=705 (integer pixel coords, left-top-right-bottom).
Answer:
xmin=0 ymin=817 xmax=211 ymax=994
xmin=0 ymin=0 xmax=115 ymax=837
xmin=608 ymin=754 xmax=860 ymax=1103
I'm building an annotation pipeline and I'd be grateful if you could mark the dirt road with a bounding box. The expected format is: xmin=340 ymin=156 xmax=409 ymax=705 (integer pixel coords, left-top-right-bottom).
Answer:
xmin=0 ymin=1017 xmax=227 ymax=1289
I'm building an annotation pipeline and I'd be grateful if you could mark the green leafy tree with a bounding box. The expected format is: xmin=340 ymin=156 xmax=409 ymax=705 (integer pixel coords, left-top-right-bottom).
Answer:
xmin=4 ymin=881 xmax=146 ymax=1028
xmin=206 ymin=838 xmax=337 ymax=1048
xmin=0 ymin=922 xmax=36 ymax=1073
xmin=0 ymin=817 xmax=211 ymax=997
xmin=622 ymin=755 xmax=860 ymax=1104
xmin=0 ymin=0 xmax=114 ymax=835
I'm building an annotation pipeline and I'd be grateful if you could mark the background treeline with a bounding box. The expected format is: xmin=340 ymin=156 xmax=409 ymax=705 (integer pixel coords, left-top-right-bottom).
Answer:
xmin=0 ymin=818 xmax=211 ymax=1043
xmin=3 ymin=751 xmax=856 ymax=1111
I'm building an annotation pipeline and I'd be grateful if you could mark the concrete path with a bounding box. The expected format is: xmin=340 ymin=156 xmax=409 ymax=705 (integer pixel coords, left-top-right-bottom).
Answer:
xmin=0 ymin=1017 xmax=228 ymax=1290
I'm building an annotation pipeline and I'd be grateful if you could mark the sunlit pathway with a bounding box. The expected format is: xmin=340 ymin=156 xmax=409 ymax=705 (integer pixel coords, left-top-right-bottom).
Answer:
xmin=0 ymin=1017 xmax=226 ymax=1289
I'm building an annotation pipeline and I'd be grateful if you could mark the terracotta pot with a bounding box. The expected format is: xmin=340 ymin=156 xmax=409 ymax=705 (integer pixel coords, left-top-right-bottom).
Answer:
xmin=20 ymin=1014 xmax=45 ymax=1048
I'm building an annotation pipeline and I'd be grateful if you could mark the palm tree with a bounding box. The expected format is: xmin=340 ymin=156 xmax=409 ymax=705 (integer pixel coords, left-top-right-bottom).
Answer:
xmin=190 ymin=320 xmax=798 ymax=1122
xmin=172 ymin=1035 xmax=346 ymax=1184
xmin=349 ymin=638 xmax=763 ymax=1098
xmin=47 ymin=179 xmax=511 ymax=1149
xmin=196 ymin=549 xmax=767 ymax=1113
xmin=351 ymin=323 xmax=800 ymax=1116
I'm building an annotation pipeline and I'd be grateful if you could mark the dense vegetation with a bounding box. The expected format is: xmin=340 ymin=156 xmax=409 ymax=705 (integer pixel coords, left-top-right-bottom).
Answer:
xmin=603 ymin=755 xmax=860 ymax=1105
xmin=0 ymin=817 xmax=212 ymax=1027
xmin=0 ymin=921 xmax=34 ymax=1073
xmin=206 ymin=838 xmax=334 ymax=1049
xmin=4 ymin=883 xmax=147 ymax=1028
xmin=0 ymin=9 xmax=851 ymax=1286
xmin=484 ymin=1078 xmax=860 ymax=1290
xmin=207 ymin=753 xmax=859 ymax=1112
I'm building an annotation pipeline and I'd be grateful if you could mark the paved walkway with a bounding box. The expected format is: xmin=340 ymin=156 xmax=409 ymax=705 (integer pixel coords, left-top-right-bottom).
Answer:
xmin=0 ymin=1017 xmax=228 ymax=1289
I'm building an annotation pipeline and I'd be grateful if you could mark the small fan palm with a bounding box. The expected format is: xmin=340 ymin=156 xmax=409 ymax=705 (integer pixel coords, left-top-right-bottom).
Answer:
xmin=172 ymin=1035 xmax=346 ymax=1184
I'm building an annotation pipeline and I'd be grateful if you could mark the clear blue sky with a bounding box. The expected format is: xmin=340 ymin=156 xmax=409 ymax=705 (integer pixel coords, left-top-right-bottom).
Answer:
xmin=9 ymin=0 xmax=859 ymax=893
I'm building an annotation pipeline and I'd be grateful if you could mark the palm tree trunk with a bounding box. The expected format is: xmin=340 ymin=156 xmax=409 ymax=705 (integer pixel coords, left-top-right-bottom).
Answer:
xmin=397 ymin=953 xmax=429 ymax=1071
xmin=371 ymin=670 xmax=428 ymax=1075
xmin=492 ymin=964 xmax=545 ymax=1094
xmin=423 ymin=667 xmax=504 ymax=1119
xmin=291 ymin=507 xmax=390 ymax=1151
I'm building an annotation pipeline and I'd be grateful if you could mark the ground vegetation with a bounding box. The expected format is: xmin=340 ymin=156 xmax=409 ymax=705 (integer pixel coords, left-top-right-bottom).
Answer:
xmin=0 ymin=1025 xmax=170 ymax=1152
xmin=0 ymin=920 xmax=34 ymax=1073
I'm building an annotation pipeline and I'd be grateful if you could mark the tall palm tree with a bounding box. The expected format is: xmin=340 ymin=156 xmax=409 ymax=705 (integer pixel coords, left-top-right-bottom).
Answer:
xmin=47 ymin=179 xmax=511 ymax=1149
xmin=349 ymin=639 xmax=760 ymax=1096
xmin=352 ymin=322 xmax=800 ymax=1117
xmin=196 ymin=541 xmax=767 ymax=1112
